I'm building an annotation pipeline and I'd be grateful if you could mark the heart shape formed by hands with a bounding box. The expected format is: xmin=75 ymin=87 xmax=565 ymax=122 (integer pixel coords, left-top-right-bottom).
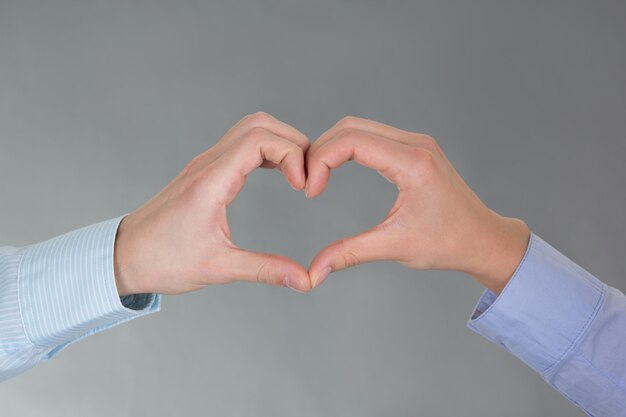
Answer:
xmin=114 ymin=112 xmax=529 ymax=297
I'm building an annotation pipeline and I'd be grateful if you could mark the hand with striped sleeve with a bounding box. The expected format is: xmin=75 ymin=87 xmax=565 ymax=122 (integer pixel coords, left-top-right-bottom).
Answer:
xmin=113 ymin=112 xmax=312 ymax=296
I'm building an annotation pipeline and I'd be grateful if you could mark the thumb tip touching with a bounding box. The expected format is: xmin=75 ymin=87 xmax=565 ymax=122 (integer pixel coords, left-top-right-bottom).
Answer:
xmin=309 ymin=251 xmax=336 ymax=288
xmin=310 ymin=265 xmax=332 ymax=288
xmin=283 ymin=273 xmax=312 ymax=293
xmin=286 ymin=170 xmax=306 ymax=191
xmin=274 ymin=261 xmax=311 ymax=293
xmin=229 ymin=249 xmax=312 ymax=293
xmin=276 ymin=258 xmax=312 ymax=293
xmin=303 ymin=173 xmax=327 ymax=199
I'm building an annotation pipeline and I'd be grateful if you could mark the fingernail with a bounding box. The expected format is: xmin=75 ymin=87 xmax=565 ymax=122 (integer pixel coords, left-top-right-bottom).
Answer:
xmin=284 ymin=274 xmax=308 ymax=293
xmin=314 ymin=266 xmax=332 ymax=287
xmin=304 ymin=185 xmax=310 ymax=198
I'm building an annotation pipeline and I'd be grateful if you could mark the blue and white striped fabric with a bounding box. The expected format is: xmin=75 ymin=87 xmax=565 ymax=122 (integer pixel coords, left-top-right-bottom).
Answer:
xmin=0 ymin=216 xmax=160 ymax=381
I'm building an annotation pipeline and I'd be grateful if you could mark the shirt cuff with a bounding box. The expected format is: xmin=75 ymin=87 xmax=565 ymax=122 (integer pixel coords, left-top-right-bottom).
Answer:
xmin=18 ymin=215 xmax=161 ymax=354
xmin=467 ymin=232 xmax=606 ymax=375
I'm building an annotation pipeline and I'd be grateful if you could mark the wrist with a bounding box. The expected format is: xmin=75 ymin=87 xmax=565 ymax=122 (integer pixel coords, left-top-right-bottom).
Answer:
xmin=463 ymin=214 xmax=530 ymax=294
xmin=114 ymin=216 xmax=140 ymax=296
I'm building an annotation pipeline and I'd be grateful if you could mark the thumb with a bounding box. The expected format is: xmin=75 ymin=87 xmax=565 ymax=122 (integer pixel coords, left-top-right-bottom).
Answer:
xmin=221 ymin=248 xmax=312 ymax=292
xmin=308 ymin=226 xmax=398 ymax=288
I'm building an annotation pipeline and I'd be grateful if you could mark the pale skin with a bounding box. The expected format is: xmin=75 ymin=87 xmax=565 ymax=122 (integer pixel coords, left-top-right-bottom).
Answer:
xmin=114 ymin=113 xmax=530 ymax=297
xmin=114 ymin=112 xmax=313 ymax=295
xmin=304 ymin=116 xmax=530 ymax=293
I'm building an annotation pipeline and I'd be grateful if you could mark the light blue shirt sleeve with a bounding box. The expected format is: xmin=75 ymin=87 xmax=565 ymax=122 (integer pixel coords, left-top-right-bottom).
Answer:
xmin=0 ymin=215 xmax=161 ymax=382
xmin=468 ymin=232 xmax=626 ymax=416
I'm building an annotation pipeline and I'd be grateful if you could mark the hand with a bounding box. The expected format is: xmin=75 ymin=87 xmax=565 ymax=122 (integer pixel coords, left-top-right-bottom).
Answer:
xmin=113 ymin=112 xmax=312 ymax=295
xmin=305 ymin=116 xmax=530 ymax=294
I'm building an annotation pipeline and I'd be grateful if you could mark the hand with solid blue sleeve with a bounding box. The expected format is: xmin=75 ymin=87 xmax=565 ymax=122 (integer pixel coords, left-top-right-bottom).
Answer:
xmin=305 ymin=116 xmax=530 ymax=293
xmin=305 ymin=116 xmax=626 ymax=417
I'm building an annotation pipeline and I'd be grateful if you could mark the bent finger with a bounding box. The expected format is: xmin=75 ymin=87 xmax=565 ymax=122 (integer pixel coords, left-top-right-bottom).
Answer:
xmin=310 ymin=116 xmax=434 ymax=155
xmin=215 ymin=128 xmax=306 ymax=204
xmin=305 ymin=129 xmax=412 ymax=198
xmin=185 ymin=112 xmax=310 ymax=178
xmin=220 ymin=112 xmax=310 ymax=155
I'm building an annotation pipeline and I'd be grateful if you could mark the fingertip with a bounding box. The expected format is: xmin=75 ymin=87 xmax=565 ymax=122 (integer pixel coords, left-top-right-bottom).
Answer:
xmin=287 ymin=176 xmax=303 ymax=191
xmin=283 ymin=271 xmax=312 ymax=293
xmin=308 ymin=252 xmax=333 ymax=287
xmin=303 ymin=175 xmax=314 ymax=198
xmin=284 ymin=160 xmax=306 ymax=191
xmin=306 ymin=187 xmax=321 ymax=199
xmin=296 ymin=169 xmax=307 ymax=190
xmin=311 ymin=266 xmax=332 ymax=288
xmin=303 ymin=168 xmax=328 ymax=199
xmin=297 ymin=167 xmax=307 ymax=190
xmin=300 ymin=137 xmax=312 ymax=153
xmin=279 ymin=257 xmax=312 ymax=292
xmin=304 ymin=182 xmax=313 ymax=198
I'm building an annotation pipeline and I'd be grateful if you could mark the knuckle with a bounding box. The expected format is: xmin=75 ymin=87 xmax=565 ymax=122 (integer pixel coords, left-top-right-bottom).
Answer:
xmin=420 ymin=133 xmax=437 ymax=148
xmin=290 ymin=140 xmax=303 ymax=153
xmin=285 ymin=145 xmax=303 ymax=162
xmin=245 ymin=126 xmax=269 ymax=143
xmin=408 ymin=146 xmax=433 ymax=162
xmin=334 ymin=240 xmax=361 ymax=269
xmin=298 ymin=137 xmax=311 ymax=151
xmin=409 ymin=148 xmax=438 ymax=177
xmin=306 ymin=152 xmax=320 ymax=167
xmin=191 ymin=163 xmax=219 ymax=189
xmin=336 ymin=115 xmax=358 ymax=129
xmin=420 ymin=134 xmax=442 ymax=154
xmin=275 ymin=141 xmax=298 ymax=160
xmin=255 ymin=259 xmax=272 ymax=284
xmin=248 ymin=111 xmax=273 ymax=125
xmin=181 ymin=148 xmax=217 ymax=177
xmin=180 ymin=155 xmax=202 ymax=177
xmin=341 ymin=251 xmax=361 ymax=269
xmin=335 ymin=127 xmax=361 ymax=142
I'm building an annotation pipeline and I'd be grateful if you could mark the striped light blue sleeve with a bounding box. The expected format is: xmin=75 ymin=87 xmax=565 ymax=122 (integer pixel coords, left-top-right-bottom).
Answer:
xmin=468 ymin=233 xmax=626 ymax=416
xmin=0 ymin=215 xmax=161 ymax=382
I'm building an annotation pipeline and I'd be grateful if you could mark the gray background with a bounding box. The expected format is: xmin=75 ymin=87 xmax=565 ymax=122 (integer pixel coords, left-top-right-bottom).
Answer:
xmin=0 ymin=0 xmax=624 ymax=416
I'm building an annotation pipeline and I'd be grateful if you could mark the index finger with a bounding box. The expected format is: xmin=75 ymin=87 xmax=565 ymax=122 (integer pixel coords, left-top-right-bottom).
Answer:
xmin=224 ymin=112 xmax=310 ymax=153
xmin=309 ymin=116 xmax=433 ymax=156
xmin=305 ymin=128 xmax=414 ymax=198
xmin=186 ymin=112 xmax=310 ymax=178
